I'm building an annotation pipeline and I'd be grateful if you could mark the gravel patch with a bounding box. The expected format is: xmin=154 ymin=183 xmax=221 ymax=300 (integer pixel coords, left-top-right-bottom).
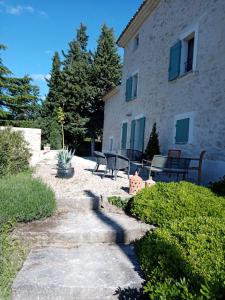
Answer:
xmin=34 ymin=152 xmax=130 ymax=201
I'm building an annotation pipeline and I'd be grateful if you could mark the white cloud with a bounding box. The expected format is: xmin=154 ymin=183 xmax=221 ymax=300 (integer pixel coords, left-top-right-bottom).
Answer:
xmin=45 ymin=50 xmax=52 ymax=55
xmin=31 ymin=73 xmax=50 ymax=81
xmin=38 ymin=10 xmax=48 ymax=17
xmin=6 ymin=5 xmax=34 ymax=15
xmin=45 ymin=74 xmax=51 ymax=80
xmin=0 ymin=2 xmax=47 ymax=17
xmin=40 ymin=95 xmax=46 ymax=101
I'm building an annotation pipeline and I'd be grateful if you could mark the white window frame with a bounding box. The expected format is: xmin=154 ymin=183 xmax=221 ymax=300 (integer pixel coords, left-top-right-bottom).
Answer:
xmin=173 ymin=112 xmax=194 ymax=145
xmin=179 ymin=24 xmax=199 ymax=76
xmin=109 ymin=136 xmax=114 ymax=152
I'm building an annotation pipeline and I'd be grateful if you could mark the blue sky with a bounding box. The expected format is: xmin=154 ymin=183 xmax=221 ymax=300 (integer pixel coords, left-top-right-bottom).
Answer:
xmin=0 ymin=0 xmax=142 ymax=98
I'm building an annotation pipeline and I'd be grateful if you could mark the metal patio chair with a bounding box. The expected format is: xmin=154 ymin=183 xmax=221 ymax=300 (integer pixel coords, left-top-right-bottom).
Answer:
xmin=93 ymin=151 xmax=107 ymax=174
xmin=104 ymin=152 xmax=130 ymax=180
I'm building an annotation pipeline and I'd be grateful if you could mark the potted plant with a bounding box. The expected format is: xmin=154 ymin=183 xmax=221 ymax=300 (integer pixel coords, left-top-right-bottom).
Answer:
xmin=56 ymin=107 xmax=75 ymax=179
xmin=56 ymin=148 xmax=75 ymax=178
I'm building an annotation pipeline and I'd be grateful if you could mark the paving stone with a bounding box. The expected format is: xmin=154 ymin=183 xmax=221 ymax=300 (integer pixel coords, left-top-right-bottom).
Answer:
xmin=57 ymin=196 xmax=101 ymax=213
xmin=14 ymin=211 xmax=153 ymax=246
xmin=12 ymin=244 xmax=144 ymax=300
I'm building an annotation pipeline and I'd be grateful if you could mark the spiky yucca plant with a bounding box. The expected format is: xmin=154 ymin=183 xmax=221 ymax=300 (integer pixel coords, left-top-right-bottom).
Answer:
xmin=57 ymin=148 xmax=75 ymax=169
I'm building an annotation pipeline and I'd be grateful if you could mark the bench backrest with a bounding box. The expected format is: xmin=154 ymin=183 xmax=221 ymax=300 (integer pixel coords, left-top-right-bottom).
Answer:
xmin=151 ymin=155 xmax=168 ymax=169
xmin=152 ymin=155 xmax=191 ymax=170
xmin=93 ymin=151 xmax=107 ymax=165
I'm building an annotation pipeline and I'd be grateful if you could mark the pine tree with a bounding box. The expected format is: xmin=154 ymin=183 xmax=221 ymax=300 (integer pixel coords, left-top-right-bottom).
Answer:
xmin=0 ymin=45 xmax=40 ymax=124
xmin=41 ymin=52 xmax=63 ymax=148
xmin=145 ymin=123 xmax=160 ymax=160
xmin=87 ymin=24 xmax=122 ymax=142
xmin=61 ymin=23 xmax=93 ymax=147
xmin=43 ymin=52 xmax=62 ymax=116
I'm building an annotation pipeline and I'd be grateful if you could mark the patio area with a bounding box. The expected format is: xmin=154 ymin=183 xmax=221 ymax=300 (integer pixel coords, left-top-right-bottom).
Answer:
xmin=35 ymin=152 xmax=131 ymax=200
xmin=35 ymin=151 xmax=200 ymax=204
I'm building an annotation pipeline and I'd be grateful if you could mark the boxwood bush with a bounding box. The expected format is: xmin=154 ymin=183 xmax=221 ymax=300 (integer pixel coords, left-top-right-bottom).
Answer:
xmin=130 ymin=182 xmax=225 ymax=299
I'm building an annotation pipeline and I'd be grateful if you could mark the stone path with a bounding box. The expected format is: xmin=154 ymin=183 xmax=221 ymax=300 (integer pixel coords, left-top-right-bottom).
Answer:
xmin=12 ymin=153 xmax=153 ymax=299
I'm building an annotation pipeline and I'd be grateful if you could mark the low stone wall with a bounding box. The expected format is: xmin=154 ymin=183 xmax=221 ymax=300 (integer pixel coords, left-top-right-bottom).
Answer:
xmin=0 ymin=126 xmax=42 ymax=166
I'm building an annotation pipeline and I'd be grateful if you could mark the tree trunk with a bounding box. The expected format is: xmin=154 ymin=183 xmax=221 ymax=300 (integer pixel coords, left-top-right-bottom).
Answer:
xmin=91 ymin=138 xmax=95 ymax=156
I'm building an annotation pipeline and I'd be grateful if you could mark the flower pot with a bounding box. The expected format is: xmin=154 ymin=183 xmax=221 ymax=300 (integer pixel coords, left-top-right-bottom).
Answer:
xmin=57 ymin=167 xmax=74 ymax=179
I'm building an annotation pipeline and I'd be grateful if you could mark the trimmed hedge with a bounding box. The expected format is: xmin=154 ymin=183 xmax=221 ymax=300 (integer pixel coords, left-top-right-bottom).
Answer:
xmin=130 ymin=182 xmax=225 ymax=299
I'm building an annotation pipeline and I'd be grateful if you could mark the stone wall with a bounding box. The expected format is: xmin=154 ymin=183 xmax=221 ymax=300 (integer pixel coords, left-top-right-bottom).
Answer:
xmin=102 ymin=0 xmax=225 ymax=183
xmin=0 ymin=127 xmax=42 ymax=166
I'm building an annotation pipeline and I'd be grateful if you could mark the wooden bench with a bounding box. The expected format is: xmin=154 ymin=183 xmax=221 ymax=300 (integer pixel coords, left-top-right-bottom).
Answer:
xmin=144 ymin=155 xmax=191 ymax=180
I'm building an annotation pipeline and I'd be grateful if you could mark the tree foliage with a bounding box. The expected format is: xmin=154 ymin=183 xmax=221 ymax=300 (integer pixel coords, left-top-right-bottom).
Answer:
xmin=0 ymin=45 xmax=40 ymax=125
xmin=40 ymin=52 xmax=62 ymax=148
xmin=40 ymin=23 xmax=122 ymax=149
xmin=87 ymin=24 xmax=122 ymax=139
xmin=60 ymin=23 xmax=92 ymax=147
xmin=145 ymin=122 xmax=160 ymax=160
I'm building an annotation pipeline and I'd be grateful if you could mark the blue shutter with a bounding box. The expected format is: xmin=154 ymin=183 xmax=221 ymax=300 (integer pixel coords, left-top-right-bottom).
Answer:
xmin=168 ymin=41 xmax=181 ymax=81
xmin=121 ymin=123 xmax=127 ymax=150
xmin=175 ymin=118 xmax=190 ymax=144
xmin=125 ymin=77 xmax=133 ymax=101
xmin=139 ymin=117 xmax=146 ymax=152
xmin=130 ymin=120 xmax=136 ymax=149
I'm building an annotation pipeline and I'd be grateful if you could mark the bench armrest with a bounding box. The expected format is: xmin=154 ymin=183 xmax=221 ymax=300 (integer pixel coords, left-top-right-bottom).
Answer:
xmin=142 ymin=159 xmax=152 ymax=168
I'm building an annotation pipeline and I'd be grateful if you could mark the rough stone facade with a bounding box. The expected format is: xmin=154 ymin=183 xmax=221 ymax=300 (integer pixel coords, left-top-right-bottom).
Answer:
xmin=0 ymin=127 xmax=42 ymax=165
xmin=102 ymin=0 xmax=225 ymax=183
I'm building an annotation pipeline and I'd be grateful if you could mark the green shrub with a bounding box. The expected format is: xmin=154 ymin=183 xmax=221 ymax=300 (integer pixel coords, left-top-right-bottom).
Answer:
xmin=144 ymin=122 xmax=160 ymax=160
xmin=0 ymin=128 xmax=31 ymax=177
xmin=108 ymin=196 xmax=129 ymax=210
xmin=0 ymin=173 xmax=56 ymax=298
xmin=49 ymin=120 xmax=62 ymax=150
xmin=0 ymin=223 xmax=28 ymax=299
xmin=131 ymin=182 xmax=225 ymax=299
xmin=210 ymin=176 xmax=225 ymax=197
xmin=0 ymin=172 xmax=56 ymax=228
xmin=131 ymin=182 xmax=225 ymax=227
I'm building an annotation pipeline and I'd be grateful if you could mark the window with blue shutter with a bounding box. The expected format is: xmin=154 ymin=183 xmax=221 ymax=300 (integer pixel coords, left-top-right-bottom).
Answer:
xmin=121 ymin=123 xmax=127 ymax=149
xmin=168 ymin=40 xmax=181 ymax=81
xmin=139 ymin=117 xmax=146 ymax=152
xmin=132 ymin=74 xmax=138 ymax=98
xmin=175 ymin=118 xmax=190 ymax=144
xmin=125 ymin=77 xmax=133 ymax=101
xmin=130 ymin=120 xmax=136 ymax=149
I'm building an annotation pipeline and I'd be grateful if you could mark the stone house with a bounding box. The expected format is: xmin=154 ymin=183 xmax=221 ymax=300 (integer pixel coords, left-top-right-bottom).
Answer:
xmin=102 ymin=0 xmax=225 ymax=184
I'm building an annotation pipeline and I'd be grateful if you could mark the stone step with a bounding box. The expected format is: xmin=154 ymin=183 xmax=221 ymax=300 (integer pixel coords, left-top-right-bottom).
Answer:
xmin=57 ymin=196 xmax=101 ymax=213
xmin=14 ymin=211 xmax=153 ymax=246
xmin=12 ymin=244 xmax=144 ymax=300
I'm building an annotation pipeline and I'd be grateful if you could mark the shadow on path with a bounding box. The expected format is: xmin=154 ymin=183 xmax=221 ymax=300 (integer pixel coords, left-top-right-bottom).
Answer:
xmin=84 ymin=189 xmax=146 ymax=299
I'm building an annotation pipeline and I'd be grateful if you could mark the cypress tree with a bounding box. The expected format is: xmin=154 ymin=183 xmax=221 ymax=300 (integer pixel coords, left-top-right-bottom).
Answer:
xmin=43 ymin=52 xmax=62 ymax=115
xmin=145 ymin=122 xmax=160 ymax=160
xmin=41 ymin=52 xmax=63 ymax=148
xmin=87 ymin=24 xmax=122 ymax=143
xmin=61 ymin=23 xmax=92 ymax=147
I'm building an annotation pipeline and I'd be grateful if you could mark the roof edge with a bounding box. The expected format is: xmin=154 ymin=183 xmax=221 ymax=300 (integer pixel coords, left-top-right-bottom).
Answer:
xmin=102 ymin=86 xmax=120 ymax=102
xmin=117 ymin=0 xmax=160 ymax=48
